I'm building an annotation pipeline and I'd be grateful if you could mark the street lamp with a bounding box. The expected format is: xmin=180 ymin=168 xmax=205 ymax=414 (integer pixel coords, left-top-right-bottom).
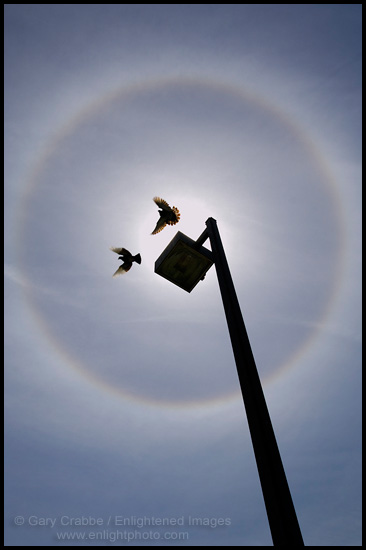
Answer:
xmin=155 ymin=217 xmax=304 ymax=547
xmin=155 ymin=231 xmax=214 ymax=292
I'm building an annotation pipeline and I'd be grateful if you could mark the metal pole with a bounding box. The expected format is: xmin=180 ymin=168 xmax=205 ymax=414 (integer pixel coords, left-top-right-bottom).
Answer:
xmin=205 ymin=217 xmax=304 ymax=546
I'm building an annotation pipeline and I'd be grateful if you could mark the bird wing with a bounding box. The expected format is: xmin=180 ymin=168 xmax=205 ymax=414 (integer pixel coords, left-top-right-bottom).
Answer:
xmin=112 ymin=262 xmax=132 ymax=277
xmin=153 ymin=197 xmax=172 ymax=212
xmin=151 ymin=218 xmax=167 ymax=235
xmin=110 ymin=247 xmax=131 ymax=256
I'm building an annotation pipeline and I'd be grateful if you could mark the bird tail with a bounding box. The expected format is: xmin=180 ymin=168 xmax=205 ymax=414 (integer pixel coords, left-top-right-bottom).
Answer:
xmin=134 ymin=254 xmax=142 ymax=264
xmin=166 ymin=206 xmax=180 ymax=225
xmin=172 ymin=206 xmax=180 ymax=220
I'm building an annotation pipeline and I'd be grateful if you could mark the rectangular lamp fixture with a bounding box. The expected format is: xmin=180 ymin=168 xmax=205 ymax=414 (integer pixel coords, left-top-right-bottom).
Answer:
xmin=154 ymin=231 xmax=214 ymax=292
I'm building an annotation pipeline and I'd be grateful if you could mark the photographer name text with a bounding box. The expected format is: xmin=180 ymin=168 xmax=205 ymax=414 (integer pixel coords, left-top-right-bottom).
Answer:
xmin=15 ymin=515 xmax=231 ymax=529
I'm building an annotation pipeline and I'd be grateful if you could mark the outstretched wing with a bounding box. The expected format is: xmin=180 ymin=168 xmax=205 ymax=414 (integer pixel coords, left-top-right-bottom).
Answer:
xmin=112 ymin=262 xmax=132 ymax=277
xmin=110 ymin=247 xmax=131 ymax=256
xmin=153 ymin=197 xmax=172 ymax=212
xmin=151 ymin=218 xmax=167 ymax=235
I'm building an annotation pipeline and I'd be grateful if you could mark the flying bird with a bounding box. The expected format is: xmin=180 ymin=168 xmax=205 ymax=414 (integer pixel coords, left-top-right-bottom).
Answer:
xmin=151 ymin=197 xmax=180 ymax=235
xmin=110 ymin=247 xmax=141 ymax=277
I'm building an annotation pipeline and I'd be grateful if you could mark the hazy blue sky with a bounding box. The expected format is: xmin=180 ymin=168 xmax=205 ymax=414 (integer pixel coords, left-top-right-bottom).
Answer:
xmin=4 ymin=4 xmax=361 ymax=546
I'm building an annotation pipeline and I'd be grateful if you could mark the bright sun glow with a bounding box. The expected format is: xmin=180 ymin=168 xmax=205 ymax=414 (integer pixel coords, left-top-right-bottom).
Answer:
xmin=131 ymin=191 xmax=271 ymax=297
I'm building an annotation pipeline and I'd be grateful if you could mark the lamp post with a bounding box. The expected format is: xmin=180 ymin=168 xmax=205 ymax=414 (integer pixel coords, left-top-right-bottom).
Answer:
xmin=155 ymin=218 xmax=304 ymax=546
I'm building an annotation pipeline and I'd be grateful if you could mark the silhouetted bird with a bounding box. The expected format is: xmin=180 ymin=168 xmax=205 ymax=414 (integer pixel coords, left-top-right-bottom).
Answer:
xmin=110 ymin=247 xmax=141 ymax=277
xmin=151 ymin=197 xmax=180 ymax=235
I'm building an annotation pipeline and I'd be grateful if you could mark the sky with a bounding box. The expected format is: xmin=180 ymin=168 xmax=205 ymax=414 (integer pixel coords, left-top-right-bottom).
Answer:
xmin=4 ymin=4 xmax=362 ymax=547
